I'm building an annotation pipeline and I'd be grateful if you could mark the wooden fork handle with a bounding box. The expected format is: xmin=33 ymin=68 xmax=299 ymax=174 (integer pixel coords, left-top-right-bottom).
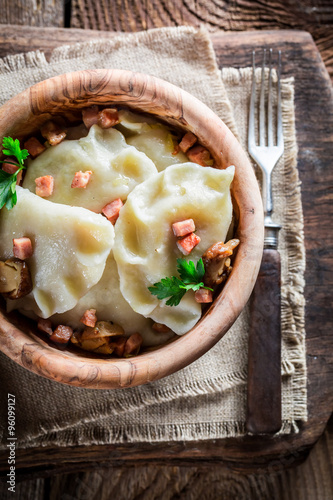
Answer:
xmin=246 ymin=248 xmax=282 ymax=434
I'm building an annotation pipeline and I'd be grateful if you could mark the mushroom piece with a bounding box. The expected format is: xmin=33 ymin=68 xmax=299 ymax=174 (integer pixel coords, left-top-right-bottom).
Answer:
xmin=71 ymin=321 xmax=127 ymax=356
xmin=0 ymin=258 xmax=33 ymax=299
xmin=81 ymin=321 xmax=124 ymax=340
xmin=202 ymin=239 xmax=240 ymax=288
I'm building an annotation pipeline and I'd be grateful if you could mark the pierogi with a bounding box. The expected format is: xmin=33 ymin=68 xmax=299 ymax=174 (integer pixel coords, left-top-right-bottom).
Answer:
xmin=23 ymin=125 xmax=158 ymax=212
xmin=0 ymin=108 xmax=236 ymax=352
xmin=113 ymin=163 xmax=234 ymax=335
xmin=116 ymin=109 xmax=189 ymax=170
xmin=0 ymin=186 xmax=114 ymax=317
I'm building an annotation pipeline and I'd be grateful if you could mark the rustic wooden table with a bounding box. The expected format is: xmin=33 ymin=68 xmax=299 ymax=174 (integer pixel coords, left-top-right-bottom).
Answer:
xmin=0 ymin=1 xmax=332 ymax=499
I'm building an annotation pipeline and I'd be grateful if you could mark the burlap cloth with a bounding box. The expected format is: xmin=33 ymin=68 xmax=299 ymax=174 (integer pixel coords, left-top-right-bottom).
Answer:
xmin=0 ymin=26 xmax=306 ymax=448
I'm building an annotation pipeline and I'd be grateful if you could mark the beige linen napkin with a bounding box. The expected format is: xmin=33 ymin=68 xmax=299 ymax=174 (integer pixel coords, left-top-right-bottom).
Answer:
xmin=0 ymin=26 xmax=306 ymax=448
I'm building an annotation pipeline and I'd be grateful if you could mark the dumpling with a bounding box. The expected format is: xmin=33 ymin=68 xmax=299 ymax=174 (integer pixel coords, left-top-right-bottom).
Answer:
xmin=53 ymin=254 xmax=175 ymax=347
xmin=116 ymin=109 xmax=158 ymax=136
xmin=23 ymin=125 xmax=158 ymax=212
xmin=0 ymin=187 xmax=114 ymax=318
xmin=122 ymin=114 xmax=189 ymax=171
xmin=113 ymin=163 xmax=235 ymax=335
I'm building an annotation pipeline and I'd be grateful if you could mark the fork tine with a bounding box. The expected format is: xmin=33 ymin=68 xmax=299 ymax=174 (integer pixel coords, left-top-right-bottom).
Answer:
xmin=267 ymin=48 xmax=273 ymax=146
xmin=259 ymin=48 xmax=266 ymax=146
xmin=248 ymin=50 xmax=256 ymax=150
xmin=277 ymin=50 xmax=284 ymax=149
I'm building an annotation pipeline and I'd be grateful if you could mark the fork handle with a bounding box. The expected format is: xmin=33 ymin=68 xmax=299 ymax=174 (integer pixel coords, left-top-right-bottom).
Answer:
xmin=246 ymin=248 xmax=282 ymax=434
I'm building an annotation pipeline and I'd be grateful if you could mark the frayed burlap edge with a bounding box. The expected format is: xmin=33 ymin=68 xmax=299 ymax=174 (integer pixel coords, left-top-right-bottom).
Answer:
xmin=0 ymin=27 xmax=306 ymax=448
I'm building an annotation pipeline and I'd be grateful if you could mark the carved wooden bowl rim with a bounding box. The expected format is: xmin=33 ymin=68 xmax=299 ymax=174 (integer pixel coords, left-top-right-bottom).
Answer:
xmin=0 ymin=69 xmax=264 ymax=389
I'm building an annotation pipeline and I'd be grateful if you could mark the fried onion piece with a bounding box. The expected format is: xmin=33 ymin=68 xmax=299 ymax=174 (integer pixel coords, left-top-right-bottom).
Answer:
xmin=69 ymin=321 xmax=143 ymax=357
xmin=202 ymin=239 xmax=240 ymax=288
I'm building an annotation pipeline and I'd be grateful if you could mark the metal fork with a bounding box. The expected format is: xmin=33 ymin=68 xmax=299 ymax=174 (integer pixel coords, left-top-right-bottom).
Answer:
xmin=248 ymin=48 xmax=284 ymax=246
xmin=246 ymin=49 xmax=283 ymax=434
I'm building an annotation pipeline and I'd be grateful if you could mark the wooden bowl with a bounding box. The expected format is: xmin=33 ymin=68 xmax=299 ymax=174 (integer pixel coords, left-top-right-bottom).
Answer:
xmin=0 ymin=69 xmax=264 ymax=389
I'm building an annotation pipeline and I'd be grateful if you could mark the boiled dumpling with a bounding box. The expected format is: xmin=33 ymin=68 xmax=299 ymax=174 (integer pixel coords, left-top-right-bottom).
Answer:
xmin=0 ymin=187 xmax=114 ymax=318
xmin=125 ymin=121 xmax=188 ymax=171
xmin=113 ymin=163 xmax=234 ymax=335
xmin=23 ymin=125 xmax=158 ymax=212
xmin=116 ymin=109 xmax=158 ymax=136
xmin=53 ymin=254 xmax=175 ymax=347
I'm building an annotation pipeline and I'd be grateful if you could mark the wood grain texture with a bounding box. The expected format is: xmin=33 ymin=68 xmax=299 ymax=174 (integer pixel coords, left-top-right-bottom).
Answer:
xmin=0 ymin=420 xmax=332 ymax=499
xmin=247 ymin=249 xmax=282 ymax=434
xmin=69 ymin=0 xmax=333 ymax=81
xmin=0 ymin=0 xmax=64 ymax=27
xmin=70 ymin=0 xmax=333 ymax=31
xmin=0 ymin=68 xmax=264 ymax=389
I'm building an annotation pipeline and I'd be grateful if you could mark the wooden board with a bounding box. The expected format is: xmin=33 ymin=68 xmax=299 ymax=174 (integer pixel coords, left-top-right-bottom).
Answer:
xmin=1 ymin=0 xmax=333 ymax=81
xmin=69 ymin=0 xmax=333 ymax=81
xmin=0 ymin=27 xmax=331 ymax=476
xmin=0 ymin=0 xmax=64 ymax=27
xmin=1 ymin=422 xmax=333 ymax=500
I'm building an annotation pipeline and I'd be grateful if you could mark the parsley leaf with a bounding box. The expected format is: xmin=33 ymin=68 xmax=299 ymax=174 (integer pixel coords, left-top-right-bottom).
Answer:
xmin=177 ymin=257 xmax=205 ymax=283
xmin=148 ymin=258 xmax=213 ymax=307
xmin=148 ymin=276 xmax=187 ymax=307
xmin=2 ymin=137 xmax=29 ymax=165
xmin=0 ymin=137 xmax=29 ymax=210
xmin=0 ymin=170 xmax=17 ymax=210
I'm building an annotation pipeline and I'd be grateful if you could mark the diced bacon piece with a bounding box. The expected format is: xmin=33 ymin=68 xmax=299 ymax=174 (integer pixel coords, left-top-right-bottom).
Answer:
xmin=12 ymin=237 xmax=33 ymax=260
xmin=24 ymin=137 xmax=46 ymax=158
xmin=2 ymin=162 xmax=22 ymax=184
xmin=80 ymin=309 xmax=97 ymax=328
xmin=124 ymin=333 xmax=143 ymax=357
xmin=49 ymin=325 xmax=73 ymax=345
xmin=187 ymin=145 xmax=213 ymax=167
xmin=101 ymin=198 xmax=124 ymax=224
xmin=176 ymin=232 xmax=201 ymax=255
xmin=35 ymin=175 xmax=54 ymax=197
xmin=111 ymin=337 xmax=127 ymax=357
xmin=98 ymin=108 xmax=120 ymax=129
xmin=179 ymin=132 xmax=197 ymax=153
xmin=194 ymin=288 xmax=213 ymax=303
xmin=37 ymin=318 xmax=53 ymax=336
xmin=152 ymin=323 xmax=171 ymax=333
xmin=71 ymin=170 xmax=92 ymax=189
xmin=82 ymin=106 xmax=99 ymax=129
xmin=2 ymin=162 xmax=17 ymax=174
xmin=40 ymin=120 xmax=67 ymax=146
xmin=172 ymin=219 xmax=195 ymax=238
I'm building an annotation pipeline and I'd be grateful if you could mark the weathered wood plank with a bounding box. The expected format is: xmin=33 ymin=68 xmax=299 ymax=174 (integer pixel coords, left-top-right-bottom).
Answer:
xmin=70 ymin=0 xmax=333 ymax=32
xmin=312 ymin=25 xmax=333 ymax=77
xmin=0 ymin=0 xmax=64 ymax=27
xmin=0 ymin=24 xmax=332 ymax=86
xmin=0 ymin=477 xmax=45 ymax=499
xmin=45 ymin=423 xmax=333 ymax=500
xmin=0 ymin=421 xmax=331 ymax=499
xmin=0 ymin=24 xmax=115 ymax=59
xmin=69 ymin=0 xmax=333 ymax=80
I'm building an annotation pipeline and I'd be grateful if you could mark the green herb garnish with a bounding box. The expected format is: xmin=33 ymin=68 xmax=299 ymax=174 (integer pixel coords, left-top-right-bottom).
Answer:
xmin=0 ymin=137 xmax=29 ymax=210
xmin=148 ymin=258 xmax=213 ymax=306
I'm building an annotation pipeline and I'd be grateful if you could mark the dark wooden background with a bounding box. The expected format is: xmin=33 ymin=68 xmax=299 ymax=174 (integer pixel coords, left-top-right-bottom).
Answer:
xmin=0 ymin=0 xmax=332 ymax=82
xmin=0 ymin=1 xmax=332 ymax=499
